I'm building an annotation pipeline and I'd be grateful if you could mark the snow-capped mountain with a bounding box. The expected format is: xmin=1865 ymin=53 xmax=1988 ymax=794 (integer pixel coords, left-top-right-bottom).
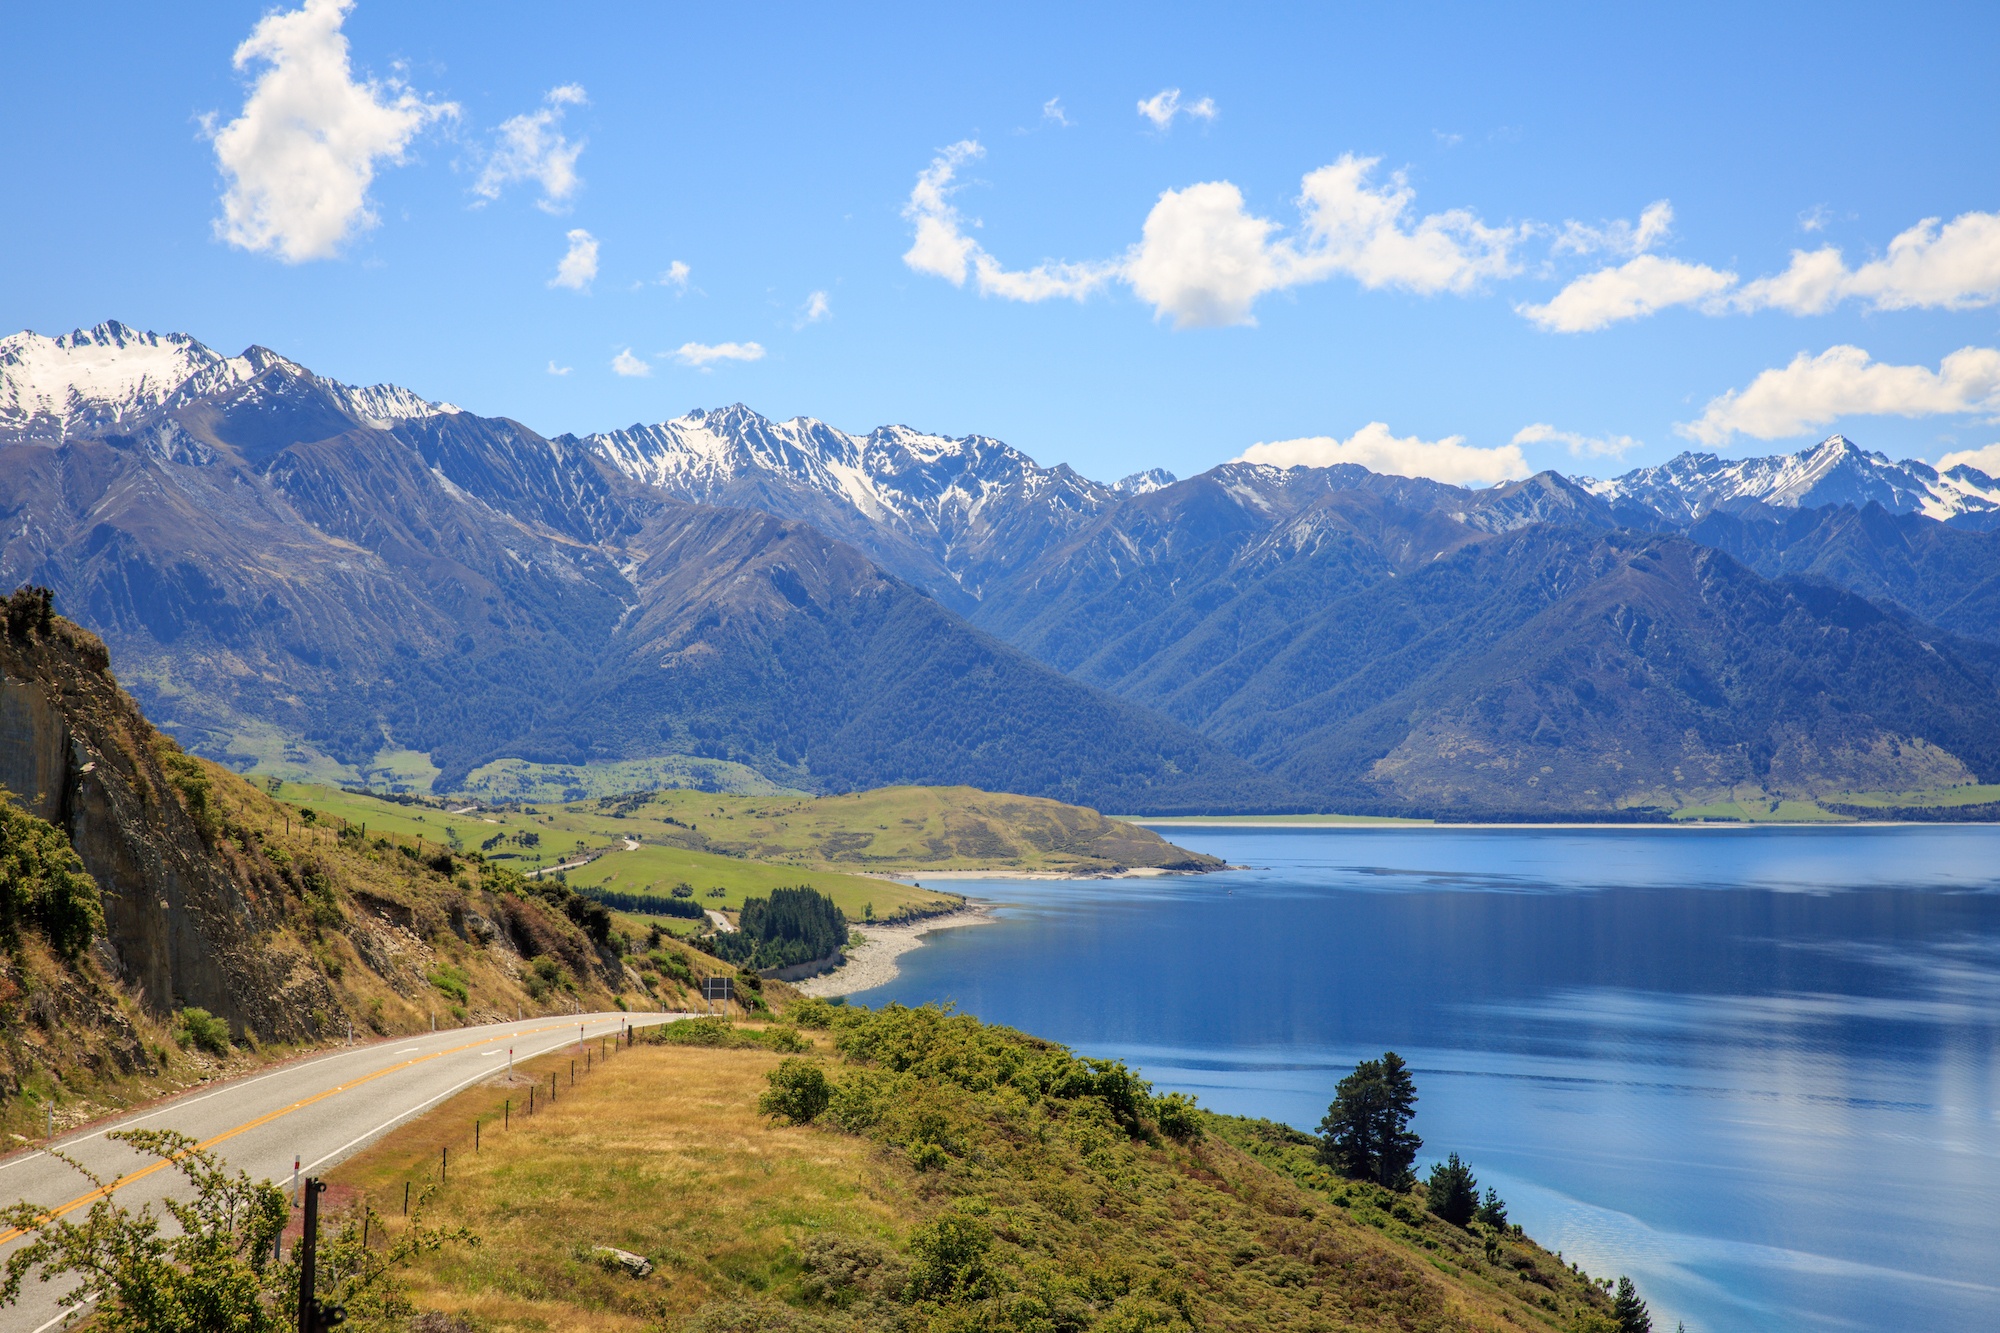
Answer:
xmin=574 ymin=404 xmax=1120 ymax=607
xmin=1584 ymin=435 xmax=2000 ymax=528
xmin=0 ymin=321 xmax=457 ymax=444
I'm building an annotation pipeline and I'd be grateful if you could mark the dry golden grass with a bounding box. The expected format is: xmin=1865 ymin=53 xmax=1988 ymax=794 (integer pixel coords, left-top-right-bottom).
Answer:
xmin=330 ymin=1035 xmax=909 ymax=1332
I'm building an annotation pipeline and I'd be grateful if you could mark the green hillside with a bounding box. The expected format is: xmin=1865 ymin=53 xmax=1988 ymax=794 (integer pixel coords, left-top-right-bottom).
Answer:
xmin=330 ymin=1003 xmax=1630 ymax=1333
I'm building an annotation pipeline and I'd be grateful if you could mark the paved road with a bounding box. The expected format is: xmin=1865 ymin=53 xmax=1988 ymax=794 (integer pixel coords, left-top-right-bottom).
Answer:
xmin=0 ymin=1011 xmax=676 ymax=1331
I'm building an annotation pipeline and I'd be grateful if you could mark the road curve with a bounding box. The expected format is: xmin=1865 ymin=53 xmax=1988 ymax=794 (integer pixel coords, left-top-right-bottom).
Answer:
xmin=0 ymin=1011 xmax=677 ymax=1331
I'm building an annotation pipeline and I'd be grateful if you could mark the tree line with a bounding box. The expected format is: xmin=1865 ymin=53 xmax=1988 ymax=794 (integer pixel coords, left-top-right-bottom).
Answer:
xmin=702 ymin=885 xmax=846 ymax=972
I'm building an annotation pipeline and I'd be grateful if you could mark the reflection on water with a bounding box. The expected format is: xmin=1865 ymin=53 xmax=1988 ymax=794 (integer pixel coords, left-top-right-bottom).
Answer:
xmin=851 ymin=826 xmax=2000 ymax=1333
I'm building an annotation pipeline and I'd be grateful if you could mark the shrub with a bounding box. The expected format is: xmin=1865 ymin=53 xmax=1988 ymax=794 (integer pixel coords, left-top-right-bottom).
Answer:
xmin=176 ymin=1007 xmax=232 ymax=1056
xmin=0 ymin=798 xmax=102 ymax=961
xmin=430 ymin=964 xmax=470 ymax=1005
xmin=759 ymin=1058 xmax=832 ymax=1124
xmin=826 ymin=1070 xmax=890 ymax=1132
xmin=765 ymin=1027 xmax=812 ymax=1054
xmin=787 ymin=997 xmax=837 ymax=1029
xmin=1153 ymin=1091 xmax=1204 ymax=1143
xmin=904 ymin=1214 xmax=994 ymax=1301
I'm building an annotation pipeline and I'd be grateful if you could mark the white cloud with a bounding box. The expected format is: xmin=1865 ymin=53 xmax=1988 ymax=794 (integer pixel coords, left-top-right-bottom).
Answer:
xmin=901 ymin=141 xmax=984 ymax=286
xmin=547 ymin=360 xmax=572 ymax=376
xmin=795 ymin=291 xmax=831 ymax=328
xmin=550 ymin=228 xmax=598 ymax=289
xmin=1937 ymin=443 xmax=2000 ymax=477
xmin=474 ymin=84 xmax=587 ymax=211
xmin=1682 ymin=345 xmax=2000 ymax=445
xmin=1552 ymin=200 xmax=1674 ymax=257
xmin=661 ymin=260 xmax=691 ymax=291
xmin=1519 ymin=254 xmax=1737 ymax=332
xmin=1533 ymin=206 xmax=2000 ymax=330
xmin=671 ymin=341 xmax=766 ymax=368
xmin=1512 ymin=422 xmax=1641 ymax=460
xmin=900 ymin=141 xmax=1120 ymax=302
xmin=1234 ymin=422 xmax=1528 ymax=486
xmin=902 ymin=147 xmax=1519 ymax=327
xmin=611 ymin=348 xmax=650 ymax=377
xmin=1730 ymin=246 xmax=1849 ymax=315
xmin=1137 ymin=88 xmax=1216 ymax=130
xmin=210 ymin=0 xmax=455 ymax=262
xmin=1736 ymin=211 xmax=2000 ymax=315
xmin=1042 ymin=97 xmax=1071 ymax=128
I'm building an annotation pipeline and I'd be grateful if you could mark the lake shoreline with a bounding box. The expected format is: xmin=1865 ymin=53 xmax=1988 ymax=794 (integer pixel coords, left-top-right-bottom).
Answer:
xmin=792 ymin=905 xmax=996 ymax=998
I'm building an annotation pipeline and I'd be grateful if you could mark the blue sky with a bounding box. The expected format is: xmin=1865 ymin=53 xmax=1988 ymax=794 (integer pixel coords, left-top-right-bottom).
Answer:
xmin=5 ymin=1 xmax=2000 ymax=485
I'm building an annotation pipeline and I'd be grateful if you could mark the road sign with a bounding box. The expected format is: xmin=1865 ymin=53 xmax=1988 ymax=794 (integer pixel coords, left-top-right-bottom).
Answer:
xmin=701 ymin=975 xmax=735 ymax=1004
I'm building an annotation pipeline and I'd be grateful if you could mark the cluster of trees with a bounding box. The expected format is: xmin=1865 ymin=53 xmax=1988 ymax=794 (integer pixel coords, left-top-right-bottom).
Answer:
xmin=579 ymin=887 xmax=707 ymax=920
xmin=1319 ymin=1052 xmax=1652 ymax=1333
xmin=704 ymin=885 xmax=846 ymax=971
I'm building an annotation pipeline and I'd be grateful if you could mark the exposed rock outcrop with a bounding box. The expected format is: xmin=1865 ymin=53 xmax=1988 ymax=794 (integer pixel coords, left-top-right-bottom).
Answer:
xmin=0 ymin=586 xmax=337 ymax=1040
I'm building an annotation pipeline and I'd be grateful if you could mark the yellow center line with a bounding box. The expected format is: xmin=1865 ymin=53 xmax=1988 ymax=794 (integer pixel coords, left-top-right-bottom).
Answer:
xmin=0 ymin=1018 xmax=617 ymax=1245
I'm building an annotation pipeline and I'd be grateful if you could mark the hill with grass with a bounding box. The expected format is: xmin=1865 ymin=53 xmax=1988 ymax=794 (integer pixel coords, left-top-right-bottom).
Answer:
xmin=329 ymin=1000 xmax=1633 ymax=1332
xmin=0 ymin=595 xmax=745 ymax=1133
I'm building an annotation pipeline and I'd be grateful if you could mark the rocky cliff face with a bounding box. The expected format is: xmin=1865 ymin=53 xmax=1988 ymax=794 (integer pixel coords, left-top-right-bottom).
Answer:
xmin=0 ymin=587 xmax=339 ymax=1041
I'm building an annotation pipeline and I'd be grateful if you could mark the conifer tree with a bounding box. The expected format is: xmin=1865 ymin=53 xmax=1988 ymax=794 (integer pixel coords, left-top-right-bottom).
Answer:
xmin=1318 ymin=1051 xmax=1421 ymax=1188
xmin=1612 ymin=1276 xmax=1652 ymax=1333
xmin=1425 ymin=1153 xmax=1479 ymax=1226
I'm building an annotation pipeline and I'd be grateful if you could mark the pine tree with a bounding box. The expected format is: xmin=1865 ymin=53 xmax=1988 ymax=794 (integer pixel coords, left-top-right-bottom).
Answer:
xmin=1476 ymin=1186 xmax=1508 ymax=1228
xmin=1425 ymin=1153 xmax=1480 ymax=1226
xmin=1318 ymin=1051 xmax=1422 ymax=1188
xmin=1612 ymin=1276 xmax=1652 ymax=1333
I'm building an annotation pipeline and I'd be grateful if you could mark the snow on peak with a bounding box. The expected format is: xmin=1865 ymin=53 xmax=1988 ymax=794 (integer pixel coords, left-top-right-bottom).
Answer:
xmin=1590 ymin=434 xmax=2000 ymax=525
xmin=0 ymin=321 xmax=458 ymax=441
xmin=0 ymin=322 xmax=242 ymax=437
xmin=1115 ymin=468 xmax=1177 ymax=496
xmin=581 ymin=405 xmax=1112 ymax=524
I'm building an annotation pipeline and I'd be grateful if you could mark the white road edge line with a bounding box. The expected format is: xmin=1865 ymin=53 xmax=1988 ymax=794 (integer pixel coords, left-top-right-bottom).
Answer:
xmin=0 ymin=1042 xmax=408 ymax=1175
xmin=301 ymin=1017 xmax=664 ymax=1176
xmin=30 ymin=1291 xmax=96 ymax=1333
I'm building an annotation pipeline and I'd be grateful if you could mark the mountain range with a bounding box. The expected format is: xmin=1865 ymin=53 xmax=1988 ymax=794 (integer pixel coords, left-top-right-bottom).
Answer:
xmin=7 ymin=320 xmax=2000 ymax=815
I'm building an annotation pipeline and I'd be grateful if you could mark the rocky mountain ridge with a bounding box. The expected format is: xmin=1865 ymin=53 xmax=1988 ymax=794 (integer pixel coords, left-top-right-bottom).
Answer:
xmin=0 ymin=324 xmax=1259 ymax=812
xmin=10 ymin=321 xmax=2000 ymax=814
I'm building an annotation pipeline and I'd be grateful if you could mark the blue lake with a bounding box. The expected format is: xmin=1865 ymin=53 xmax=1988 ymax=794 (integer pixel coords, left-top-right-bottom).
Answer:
xmin=849 ymin=825 xmax=2000 ymax=1333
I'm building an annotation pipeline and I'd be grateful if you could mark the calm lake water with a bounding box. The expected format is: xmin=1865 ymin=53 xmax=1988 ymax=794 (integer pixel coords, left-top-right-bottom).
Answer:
xmin=850 ymin=826 xmax=2000 ymax=1333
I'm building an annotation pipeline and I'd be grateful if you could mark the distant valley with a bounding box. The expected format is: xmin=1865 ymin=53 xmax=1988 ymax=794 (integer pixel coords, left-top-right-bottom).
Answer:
xmin=8 ymin=320 xmax=2000 ymax=816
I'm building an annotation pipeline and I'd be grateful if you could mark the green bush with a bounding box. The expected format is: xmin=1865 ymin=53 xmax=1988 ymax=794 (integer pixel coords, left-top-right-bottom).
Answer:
xmin=0 ymin=798 xmax=102 ymax=961
xmin=1152 ymin=1091 xmax=1204 ymax=1143
xmin=175 ymin=1007 xmax=232 ymax=1056
xmin=759 ymin=1058 xmax=832 ymax=1124
xmin=787 ymin=997 xmax=837 ymax=1029
xmin=430 ymin=963 xmax=470 ymax=1005
xmin=904 ymin=1214 xmax=994 ymax=1302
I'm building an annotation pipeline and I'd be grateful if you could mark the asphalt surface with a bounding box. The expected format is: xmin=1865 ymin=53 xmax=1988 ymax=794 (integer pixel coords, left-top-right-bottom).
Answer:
xmin=0 ymin=1010 xmax=677 ymax=1331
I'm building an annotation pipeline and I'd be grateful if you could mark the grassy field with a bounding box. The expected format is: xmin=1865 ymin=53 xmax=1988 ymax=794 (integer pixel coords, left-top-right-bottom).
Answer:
xmin=1126 ymin=813 xmax=1434 ymax=826
xmin=263 ymin=781 xmax=1215 ymax=921
xmin=456 ymin=755 xmax=794 ymax=803
xmin=1670 ymin=798 xmax=1849 ymax=823
xmin=329 ymin=1006 xmax=1623 ymax=1333
xmin=261 ymin=780 xmax=958 ymax=924
xmin=1818 ymin=782 xmax=2000 ymax=809
xmin=584 ymin=786 xmax=1222 ymax=875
